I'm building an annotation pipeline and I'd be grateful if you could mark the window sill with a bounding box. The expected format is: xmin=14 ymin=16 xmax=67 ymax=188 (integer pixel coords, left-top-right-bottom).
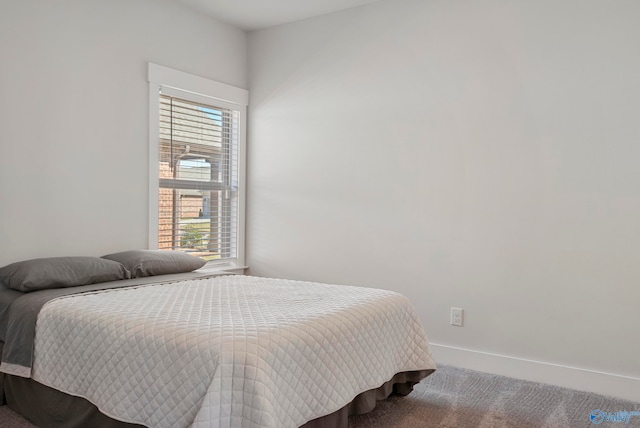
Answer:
xmin=195 ymin=264 xmax=247 ymax=276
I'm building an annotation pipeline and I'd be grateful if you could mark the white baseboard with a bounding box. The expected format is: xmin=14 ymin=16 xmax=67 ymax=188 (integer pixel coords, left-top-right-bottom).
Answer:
xmin=430 ymin=343 xmax=640 ymax=403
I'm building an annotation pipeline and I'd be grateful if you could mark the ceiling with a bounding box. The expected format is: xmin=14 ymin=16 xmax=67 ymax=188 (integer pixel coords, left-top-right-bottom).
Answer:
xmin=175 ymin=0 xmax=382 ymax=31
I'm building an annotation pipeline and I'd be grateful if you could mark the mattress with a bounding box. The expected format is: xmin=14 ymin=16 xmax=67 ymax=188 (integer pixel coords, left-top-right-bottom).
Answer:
xmin=2 ymin=274 xmax=435 ymax=427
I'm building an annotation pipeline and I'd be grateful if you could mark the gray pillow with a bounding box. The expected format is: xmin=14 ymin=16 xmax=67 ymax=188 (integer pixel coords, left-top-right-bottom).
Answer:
xmin=0 ymin=257 xmax=131 ymax=292
xmin=101 ymin=250 xmax=206 ymax=278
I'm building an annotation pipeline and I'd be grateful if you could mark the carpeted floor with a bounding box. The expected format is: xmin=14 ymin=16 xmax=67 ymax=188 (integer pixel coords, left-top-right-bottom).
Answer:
xmin=349 ymin=365 xmax=640 ymax=428
xmin=1 ymin=365 xmax=639 ymax=427
xmin=0 ymin=403 xmax=36 ymax=428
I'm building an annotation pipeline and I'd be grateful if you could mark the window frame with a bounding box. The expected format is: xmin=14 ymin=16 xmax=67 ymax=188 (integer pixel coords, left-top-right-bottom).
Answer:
xmin=147 ymin=63 xmax=248 ymax=271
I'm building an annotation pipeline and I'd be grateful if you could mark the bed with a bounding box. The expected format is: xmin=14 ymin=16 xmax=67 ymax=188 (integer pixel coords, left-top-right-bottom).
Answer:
xmin=0 ymin=252 xmax=435 ymax=427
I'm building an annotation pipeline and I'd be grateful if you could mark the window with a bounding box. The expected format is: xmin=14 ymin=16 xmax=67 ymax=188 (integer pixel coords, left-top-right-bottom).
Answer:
xmin=148 ymin=64 xmax=247 ymax=269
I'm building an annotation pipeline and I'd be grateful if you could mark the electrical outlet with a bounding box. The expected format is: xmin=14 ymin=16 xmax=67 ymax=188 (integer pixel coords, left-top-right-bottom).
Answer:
xmin=451 ymin=307 xmax=464 ymax=327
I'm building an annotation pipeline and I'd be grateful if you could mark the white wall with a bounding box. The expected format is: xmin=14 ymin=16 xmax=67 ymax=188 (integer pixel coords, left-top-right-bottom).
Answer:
xmin=247 ymin=0 xmax=640 ymax=400
xmin=0 ymin=0 xmax=247 ymax=266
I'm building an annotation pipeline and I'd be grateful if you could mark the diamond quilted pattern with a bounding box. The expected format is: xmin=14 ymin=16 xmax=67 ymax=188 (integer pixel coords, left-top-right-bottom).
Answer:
xmin=31 ymin=275 xmax=435 ymax=428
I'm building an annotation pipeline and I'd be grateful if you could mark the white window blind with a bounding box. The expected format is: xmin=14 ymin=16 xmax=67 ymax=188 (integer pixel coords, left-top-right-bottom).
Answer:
xmin=157 ymin=93 xmax=240 ymax=263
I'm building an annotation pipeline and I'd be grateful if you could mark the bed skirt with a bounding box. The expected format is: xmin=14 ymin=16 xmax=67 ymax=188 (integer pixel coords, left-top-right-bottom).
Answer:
xmin=0 ymin=366 xmax=432 ymax=428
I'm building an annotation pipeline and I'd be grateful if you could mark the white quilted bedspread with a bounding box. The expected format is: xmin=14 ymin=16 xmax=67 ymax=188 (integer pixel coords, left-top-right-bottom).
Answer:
xmin=31 ymin=275 xmax=435 ymax=428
